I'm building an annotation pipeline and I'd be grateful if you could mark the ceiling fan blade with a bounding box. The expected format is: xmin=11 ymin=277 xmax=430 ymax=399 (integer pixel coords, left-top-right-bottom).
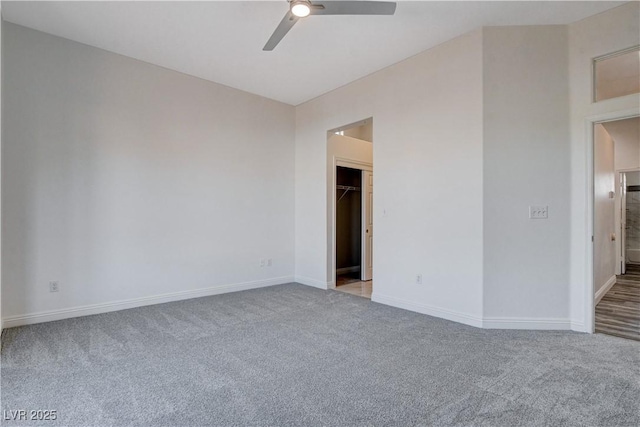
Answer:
xmin=263 ymin=11 xmax=299 ymax=51
xmin=311 ymin=1 xmax=396 ymax=16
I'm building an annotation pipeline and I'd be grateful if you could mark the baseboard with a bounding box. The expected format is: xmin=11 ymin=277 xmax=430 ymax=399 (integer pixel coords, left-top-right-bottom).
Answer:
xmin=570 ymin=320 xmax=587 ymax=333
xmin=2 ymin=276 xmax=294 ymax=329
xmin=294 ymin=275 xmax=329 ymax=290
xmin=595 ymin=275 xmax=617 ymax=305
xmin=482 ymin=317 xmax=572 ymax=330
xmin=371 ymin=293 xmax=483 ymax=328
xmin=336 ymin=266 xmax=361 ymax=275
xmin=371 ymin=293 xmax=576 ymax=331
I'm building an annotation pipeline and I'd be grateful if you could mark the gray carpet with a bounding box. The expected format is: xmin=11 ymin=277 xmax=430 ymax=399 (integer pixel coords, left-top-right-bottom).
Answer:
xmin=1 ymin=283 xmax=639 ymax=426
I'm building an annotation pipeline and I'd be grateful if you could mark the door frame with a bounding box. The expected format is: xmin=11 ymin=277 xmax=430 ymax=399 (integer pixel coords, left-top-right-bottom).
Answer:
xmin=586 ymin=108 xmax=640 ymax=333
xmin=330 ymin=157 xmax=373 ymax=289
xmin=361 ymin=170 xmax=373 ymax=281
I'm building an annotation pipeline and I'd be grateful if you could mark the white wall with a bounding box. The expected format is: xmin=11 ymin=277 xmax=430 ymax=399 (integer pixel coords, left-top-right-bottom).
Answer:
xmin=568 ymin=2 xmax=640 ymax=331
xmin=2 ymin=23 xmax=296 ymax=325
xmin=482 ymin=26 xmax=571 ymax=325
xmin=298 ymin=7 xmax=637 ymax=331
xmin=343 ymin=122 xmax=373 ymax=143
xmin=4 ymin=5 xmax=638 ymax=332
xmin=295 ymin=30 xmax=484 ymax=324
xmin=593 ymin=124 xmax=616 ymax=294
xmin=606 ymin=117 xmax=640 ymax=171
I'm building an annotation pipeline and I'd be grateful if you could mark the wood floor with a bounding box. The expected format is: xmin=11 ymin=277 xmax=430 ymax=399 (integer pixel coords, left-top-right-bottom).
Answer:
xmin=595 ymin=264 xmax=640 ymax=341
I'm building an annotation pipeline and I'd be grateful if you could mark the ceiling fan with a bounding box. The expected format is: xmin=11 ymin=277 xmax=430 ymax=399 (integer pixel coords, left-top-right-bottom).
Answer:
xmin=263 ymin=0 xmax=397 ymax=51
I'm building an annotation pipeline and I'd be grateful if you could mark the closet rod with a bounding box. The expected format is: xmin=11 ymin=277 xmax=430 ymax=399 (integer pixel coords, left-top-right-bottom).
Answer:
xmin=336 ymin=185 xmax=361 ymax=203
xmin=336 ymin=185 xmax=361 ymax=191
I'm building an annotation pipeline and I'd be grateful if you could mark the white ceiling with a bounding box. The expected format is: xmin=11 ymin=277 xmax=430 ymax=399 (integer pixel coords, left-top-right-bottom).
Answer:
xmin=2 ymin=1 xmax=627 ymax=105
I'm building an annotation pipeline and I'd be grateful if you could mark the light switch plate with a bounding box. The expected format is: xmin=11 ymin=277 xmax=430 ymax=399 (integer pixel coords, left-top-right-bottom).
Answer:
xmin=529 ymin=205 xmax=548 ymax=219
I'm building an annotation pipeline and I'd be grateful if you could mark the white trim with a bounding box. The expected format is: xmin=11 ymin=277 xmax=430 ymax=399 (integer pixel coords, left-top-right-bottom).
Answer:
xmin=482 ymin=317 xmax=573 ymax=330
xmin=294 ymin=275 xmax=329 ymax=290
xmin=373 ymin=293 xmax=577 ymax=331
xmin=594 ymin=274 xmax=617 ymax=305
xmin=585 ymin=108 xmax=640 ymax=334
xmin=360 ymin=170 xmax=373 ymax=281
xmin=336 ymin=266 xmax=360 ymax=275
xmin=327 ymin=117 xmax=372 ymax=136
xmin=2 ymin=276 xmax=293 ymax=328
xmin=617 ymin=167 xmax=640 ymax=173
xmin=335 ymin=158 xmax=373 ymax=172
xmin=571 ymin=320 xmax=586 ymax=332
xmin=371 ymin=293 xmax=483 ymax=328
xmin=586 ymin=116 xmax=594 ymax=334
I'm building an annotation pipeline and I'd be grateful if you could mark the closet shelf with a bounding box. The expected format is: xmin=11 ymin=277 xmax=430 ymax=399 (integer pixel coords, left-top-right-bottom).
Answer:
xmin=336 ymin=185 xmax=361 ymax=203
xmin=336 ymin=185 xmax=361 ymax=191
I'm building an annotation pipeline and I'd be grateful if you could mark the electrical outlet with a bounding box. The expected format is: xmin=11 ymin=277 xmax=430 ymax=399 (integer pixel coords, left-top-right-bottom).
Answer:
xmin=416 ymin=274 xmax=422 ymax=284
xmin=49 ymin=281 xmax=59 ymax=292
xmin=267 ymin=258 xmax=272 ymax=267
xmin=529 ymin=205 xmax=548 ymax=219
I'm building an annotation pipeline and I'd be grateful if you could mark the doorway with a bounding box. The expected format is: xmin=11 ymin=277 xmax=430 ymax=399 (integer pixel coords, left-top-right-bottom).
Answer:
xmin=327 ymin=119 xmax=373 ymax=299
xmin=335 ymin=167 xmax=373 ymax=298
xmin=620 ymin=170 xmax=640 ymax=275
xmin=592 ymin=116 xmax=640 ymax=341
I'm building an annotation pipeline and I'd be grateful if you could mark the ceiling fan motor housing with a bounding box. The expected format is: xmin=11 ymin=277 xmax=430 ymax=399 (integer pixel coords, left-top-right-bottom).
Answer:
xmin=290 ymin=0 xmax=312 ymax=18
xmin=264 ymin=1 xmax=397 ymax=51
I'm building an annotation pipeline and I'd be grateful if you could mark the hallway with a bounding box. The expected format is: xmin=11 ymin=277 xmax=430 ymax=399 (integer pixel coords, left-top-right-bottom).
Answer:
xmin=595 ymin=264 xmax=640 ymax=341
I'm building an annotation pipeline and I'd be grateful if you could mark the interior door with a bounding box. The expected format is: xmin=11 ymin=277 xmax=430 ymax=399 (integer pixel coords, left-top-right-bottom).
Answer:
xmin=621 ymin=172 xmax=627 ymax=275
xmin=361 ymin=171 xmax=373 ymax=281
